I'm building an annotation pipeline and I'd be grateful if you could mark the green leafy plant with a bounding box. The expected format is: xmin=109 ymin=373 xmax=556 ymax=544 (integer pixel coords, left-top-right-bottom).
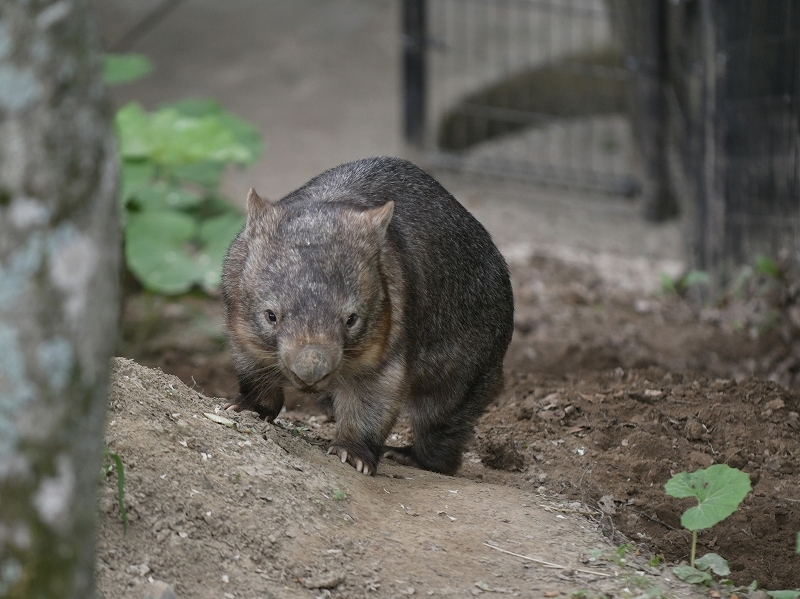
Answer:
xmin=102 ymin=448 xmax=128 ymax=532
xmin=648 ymin=553 xmax=665 ymax=568
xmin=665 ymin=468 xmax=799 ymax=596
xmin=103 ymin=53 xmax=153 ymax=84
xmin=661 ymin=269 xmax=710 ymax=295
xmin=754 ymin=255 xmax=782 ymax=279
xmin=105 ymin=54 xmax=262 ymax=295
xmin=331 ymin=488 xmax=346 ymax=501
xmin=665 ymin=464 xmax=751 ymax=573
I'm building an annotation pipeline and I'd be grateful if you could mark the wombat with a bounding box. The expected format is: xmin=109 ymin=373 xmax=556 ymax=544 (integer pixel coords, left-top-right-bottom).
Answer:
xmin=221 ymin=157 xmax=513 ymax=476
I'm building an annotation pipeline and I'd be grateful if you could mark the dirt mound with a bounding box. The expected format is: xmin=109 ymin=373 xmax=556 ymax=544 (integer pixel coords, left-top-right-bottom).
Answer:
xmin=98 ymin=358 xmax=708 ymax=598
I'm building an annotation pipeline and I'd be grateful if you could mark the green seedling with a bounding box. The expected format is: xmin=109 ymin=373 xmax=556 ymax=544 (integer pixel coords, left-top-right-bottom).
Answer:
xmin=665 ymin=464 xmax=751 ymax=572
xmin=661 ymin=269 xmax=710 ymax=296
xmin=754 ymin=255 xmax=781 ymax=279
xmin=102 ymin=448 xmax=128 ymax=532
xmin=331 ymin=488 xmax=346 ymax=501
xmin=648 ymin=554 xmax=665 ymax=567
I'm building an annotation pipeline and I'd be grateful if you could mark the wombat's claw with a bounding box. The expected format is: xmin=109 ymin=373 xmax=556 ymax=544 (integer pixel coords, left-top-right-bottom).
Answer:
xmin=354 ymin=459 xmax=371 ymax=475
xmin=327 ymin=446 xmax=348 ymax=462
xmin=327 ymin=446 xmax=373 ymax=475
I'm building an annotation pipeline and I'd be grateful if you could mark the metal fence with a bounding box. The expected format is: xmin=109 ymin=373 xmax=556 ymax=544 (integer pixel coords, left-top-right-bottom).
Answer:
xmin=404 ymin=0 xmax=800 ymax=284
xmin=404 ymin=0 xmax=641 ymax=195
xmin=659 ymin=0 xmax=800 ymax=286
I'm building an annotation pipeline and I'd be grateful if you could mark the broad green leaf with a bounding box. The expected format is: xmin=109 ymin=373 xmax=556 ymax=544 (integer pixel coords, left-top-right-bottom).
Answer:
xmin=665 ymin=464 xmax=751 ymax=531
xmin=193 ymin=195 xmax=244 ymax=220
xmin=120 ymin=160 xmax=156 ymax=204
xmin=198 ymin=211 xmax=244 ymax=268
xmin=116 ymin=103 xmax=257 ymax=166
xmin=125 ymin=211 xmax=202 ymax=295
xmin=162 ymin=99 xmax=262 ymax=165
xmin=129 ymin=182 xmax=203 ymax=212
xmin=766 ymin=591 xmax=800 ymax=599
xmin=172 ymin=160 xmax=226 ymax=189
xmin=103 ymin=53 xmax=153 ymax=84
xmin=215 ymin=111 xmax=263 ymax=164
xmin=672 ymin=565 xmax=712 ymax=585
xmin=694 ymin=553 xmax=730 ymax=576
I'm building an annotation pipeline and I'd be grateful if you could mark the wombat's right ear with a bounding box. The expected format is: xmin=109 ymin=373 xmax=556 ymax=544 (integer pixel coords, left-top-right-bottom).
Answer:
xmin=366 ymin=201 xmax=394 ymax=242
xmin=246 ymin=188 xmax=274 ymax=220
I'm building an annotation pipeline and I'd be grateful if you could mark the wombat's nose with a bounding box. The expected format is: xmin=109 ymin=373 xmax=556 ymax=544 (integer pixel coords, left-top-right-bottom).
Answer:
xmin=290 ymin=347 xmax=332 ymax=386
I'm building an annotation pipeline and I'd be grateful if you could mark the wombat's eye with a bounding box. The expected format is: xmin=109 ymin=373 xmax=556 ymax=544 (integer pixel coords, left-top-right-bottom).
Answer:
xmin=346 ymin=313 xmax=358 ymax=328
xmin=266 ymin=310 xmax=277 ymax=323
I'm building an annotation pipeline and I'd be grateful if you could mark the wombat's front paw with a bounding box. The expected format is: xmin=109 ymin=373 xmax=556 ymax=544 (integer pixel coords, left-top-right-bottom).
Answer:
xmin=224 ymin=391 xmax=283 ymax=422
xmin=327 ymin=443 xmax=378 ymax=476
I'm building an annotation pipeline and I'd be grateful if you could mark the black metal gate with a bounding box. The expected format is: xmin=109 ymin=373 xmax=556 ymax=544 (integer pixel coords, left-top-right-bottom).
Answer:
xmin=404 ymin=0 xmax=640 ymax=195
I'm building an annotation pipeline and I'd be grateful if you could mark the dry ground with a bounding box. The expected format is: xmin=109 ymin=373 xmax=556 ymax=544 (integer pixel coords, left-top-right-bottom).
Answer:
xmin=102 ymin=248 xmax=800 ymax=598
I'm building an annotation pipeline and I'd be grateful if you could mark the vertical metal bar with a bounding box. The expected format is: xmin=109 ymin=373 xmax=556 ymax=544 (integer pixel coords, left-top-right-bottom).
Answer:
xmin=634 ymin=0 xmax=675 ymax=220
xmin=403 ymin=0 xmax=427 ymax=147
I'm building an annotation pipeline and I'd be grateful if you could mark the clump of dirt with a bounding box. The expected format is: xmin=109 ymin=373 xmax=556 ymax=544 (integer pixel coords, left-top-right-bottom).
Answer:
xmin=117 ymin=250 xmax=800 ymax=594
xmin=476 ymin=435 xmax=526 ymax=472
xmin=97 ymin=358 xmax=708 ymax=599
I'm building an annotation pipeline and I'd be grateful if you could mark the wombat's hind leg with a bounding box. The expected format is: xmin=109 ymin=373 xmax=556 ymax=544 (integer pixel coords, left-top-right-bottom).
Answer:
xmin=382 ymin=445 xmax=421 ymax=469
xmin=316 ymin=393 xmax=336 ymax=421
xmin=400 ymin=367 xmax=505 ymax=475
xmin=224 ymin=382 xmax=285 ymax=422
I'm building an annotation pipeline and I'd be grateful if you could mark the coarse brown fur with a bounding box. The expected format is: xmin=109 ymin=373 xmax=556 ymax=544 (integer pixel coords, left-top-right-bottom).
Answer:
xmin=221 ymin=157 xmax=514 ymax=476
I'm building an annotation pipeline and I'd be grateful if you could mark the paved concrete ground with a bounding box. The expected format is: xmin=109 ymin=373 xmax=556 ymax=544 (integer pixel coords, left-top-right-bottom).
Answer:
xmin=98 ymin=0 xmax=684 ymax=293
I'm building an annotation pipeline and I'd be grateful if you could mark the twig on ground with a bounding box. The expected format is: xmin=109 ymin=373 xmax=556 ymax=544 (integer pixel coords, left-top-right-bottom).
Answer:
xmin=483 ymin=542 xmax=612 ymax=577
xmin=539 ymin=504 xmax=599 ymax=516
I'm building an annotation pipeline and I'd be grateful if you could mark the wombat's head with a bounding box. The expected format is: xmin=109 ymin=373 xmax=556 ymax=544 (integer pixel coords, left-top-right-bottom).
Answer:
xmin=233 ymin=189 xmax=394 ymax=393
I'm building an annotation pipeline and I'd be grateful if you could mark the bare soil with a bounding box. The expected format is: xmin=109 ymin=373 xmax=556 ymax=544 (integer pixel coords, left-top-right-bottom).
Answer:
xmin=101 ymin=249 xmax=800 ymax=598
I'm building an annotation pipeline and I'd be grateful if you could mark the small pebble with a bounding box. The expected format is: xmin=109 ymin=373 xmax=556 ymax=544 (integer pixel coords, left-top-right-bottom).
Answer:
xmin=143 ymin=580 xmax=177 ymax=599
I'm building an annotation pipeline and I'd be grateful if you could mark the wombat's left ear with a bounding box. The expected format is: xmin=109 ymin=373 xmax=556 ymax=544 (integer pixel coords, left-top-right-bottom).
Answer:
xmin=246 ymin=188 xmax=275 ymax=220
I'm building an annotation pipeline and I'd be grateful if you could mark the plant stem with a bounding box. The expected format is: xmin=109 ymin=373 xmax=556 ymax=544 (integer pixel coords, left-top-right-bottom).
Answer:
xmin=690 ymin=530 xmax=697 ymax=567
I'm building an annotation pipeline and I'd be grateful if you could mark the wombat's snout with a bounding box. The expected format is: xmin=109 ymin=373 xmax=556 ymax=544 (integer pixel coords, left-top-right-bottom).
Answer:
xmin=288 ymin=346 xmax=334 ymax=387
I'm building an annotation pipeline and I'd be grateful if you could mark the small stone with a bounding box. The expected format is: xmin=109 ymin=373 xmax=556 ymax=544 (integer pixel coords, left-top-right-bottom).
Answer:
xmin=688 ymin=451 xmax=714 ymax=468
xmin=143 ymin=580 xmax=177 ymax=599
xmin=99 ymin=497 xmax=115 ymax=513
xmin=302 ymin=571 xmax=345 ymax=589
xmin=685 ymin=419 xmax=705 ymax=441
xmin=765 ymin=398 xmax=785 ymax=411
